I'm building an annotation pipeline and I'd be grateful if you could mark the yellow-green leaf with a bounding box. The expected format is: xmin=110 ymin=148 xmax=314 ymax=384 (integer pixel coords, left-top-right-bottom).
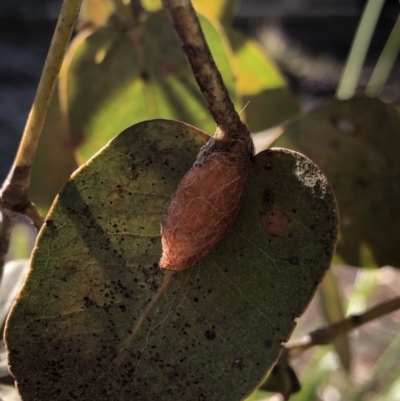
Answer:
xmin=141 ymin=0 xmax=239 ymax=23
xmin=63 ymin=11 xmax=237 ymax=163
xmin=227 ymin=28 xmax=300 ymax=133
xmin=78 ymin=0 xmax=113 ymax=28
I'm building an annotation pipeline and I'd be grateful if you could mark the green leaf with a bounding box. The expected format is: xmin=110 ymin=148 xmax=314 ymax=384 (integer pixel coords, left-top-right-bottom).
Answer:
xmin=192 ymin=0 xmax=239 ymax=24
xmin=31 ymin=86 xmax=78 ymax=213
xmin=63 ymin=11 xmax=237 ymax=163
xmin=141 ymin=0 xmax=239 ymax=23
xmin=6 ymin=120 xmax=337 ymax=400
xmin=227 ymin=29 xmax=300 ymax=133
xmin=272 ymin=96 xmax=400 ymax=268
xmin=140 ymin=0 xmax=161 ymax=12
xmin=318 ymin=270 xmax=351 ymax=372
xmin=78 ymin=0 xmax=114 ymax=28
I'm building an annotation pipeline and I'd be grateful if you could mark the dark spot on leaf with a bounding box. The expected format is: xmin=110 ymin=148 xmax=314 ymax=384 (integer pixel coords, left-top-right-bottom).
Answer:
xmin=83 ymin=296 xmax=97 ymax=308
xmin=262 ymin=189 xmax=274 ymax=203
xmin=264 ymin=339 xmax=272 ymax=348
xmin=232 ymin=358 xmax=244 ymax=370
xmin=289 ymin=256 xmax=299 ymax=265
xmin=205 ymin=330 xmax=216 ymax=340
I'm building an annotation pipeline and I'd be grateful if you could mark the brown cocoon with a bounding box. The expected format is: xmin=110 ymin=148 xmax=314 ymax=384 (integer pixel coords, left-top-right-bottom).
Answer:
xmin=160 ymin=128 xmax=254 ymax=270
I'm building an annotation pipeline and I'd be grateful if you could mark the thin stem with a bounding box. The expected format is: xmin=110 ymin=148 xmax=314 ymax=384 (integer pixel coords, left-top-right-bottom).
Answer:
xmin=1 ymin=0 xmax=82 ymax=214
xmin=287 ymin=297 xmax=400 ymax=357
xmin=0 ymin=0 xmax=82 ymax=277
xmin=336 ymin=0 xmax=385 ymax=100
xmin=366 ymin=14 xmax=400 ymax=97
xmin=161 ymin=0 xmax=246 ymax=139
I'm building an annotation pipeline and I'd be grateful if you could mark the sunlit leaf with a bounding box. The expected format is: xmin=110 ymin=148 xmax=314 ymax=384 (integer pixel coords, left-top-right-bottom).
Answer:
xmin=8 ymin=222 xmax=34 ymax=260
xmin=6 ymin=120 xmax=337 ymax=400
xmin=192 ymin=0 xmax=239 ymax=23
xmin=78 ymin=0 xmax=113 ymax=28
xmin=140 ymin=0 xmax=161 ymax=12
xmin=273 ymin=96 xmax=400 ymax=268
xmin=31 ymin=86 xmax=78 ymax=213
xmin=63 ymin=10 xmax=237 ymax=163
xmin=227 ymin=28 xmax=300 ymax=133
xmin=141 ymin=0 xmax=239 ymax=23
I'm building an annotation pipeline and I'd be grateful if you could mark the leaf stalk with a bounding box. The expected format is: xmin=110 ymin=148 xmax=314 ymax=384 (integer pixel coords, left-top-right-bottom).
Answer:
xmin=161 ymin=0 xmax=248 ymax=140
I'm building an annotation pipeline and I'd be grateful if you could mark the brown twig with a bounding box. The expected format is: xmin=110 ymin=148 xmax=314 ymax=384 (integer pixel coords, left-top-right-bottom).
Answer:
xmin=260 ymin=297 xmax=400 ymax=398
xmin=0 ymin=0 xmax=83 ymax=276
xmin=286 ymin=297 xmax=400 ymax=357
xmin=161 ymin=0 xmax=247 ymax=140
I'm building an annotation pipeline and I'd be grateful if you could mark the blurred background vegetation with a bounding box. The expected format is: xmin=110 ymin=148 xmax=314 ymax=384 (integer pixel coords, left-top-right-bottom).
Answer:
xmin=1 ymin=0 xmax=398 ymax=182
xmin=1 ymin=1 xmax=400 ymax=400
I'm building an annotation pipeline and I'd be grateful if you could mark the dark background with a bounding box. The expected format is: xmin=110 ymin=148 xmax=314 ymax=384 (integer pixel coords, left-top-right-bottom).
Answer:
xmin=0 ymin=0 xmax=399 ymax=182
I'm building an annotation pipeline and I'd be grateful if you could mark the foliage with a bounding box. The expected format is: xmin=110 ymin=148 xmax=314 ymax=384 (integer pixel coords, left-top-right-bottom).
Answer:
xmin=1 ymin=0 xmax=400 ymax=400
xmin=272 ymin=96 xmax=400 ymax=268
xmin=6 ymin=120 xmax=337 ymax=400
xmin=32 ymin=0 xmax=298 ymax=210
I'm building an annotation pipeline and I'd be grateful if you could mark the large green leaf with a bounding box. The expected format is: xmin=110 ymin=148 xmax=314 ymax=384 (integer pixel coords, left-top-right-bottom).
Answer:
xmin=6 ymin=120 xmax=337 ymax=400
xmin=227 ymin=29 xmax=300 ymax=133
xmin=63 ymin=10 xmax=237 ymax=163
xmin=273 ymin=96 xmax=400 ymax=268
